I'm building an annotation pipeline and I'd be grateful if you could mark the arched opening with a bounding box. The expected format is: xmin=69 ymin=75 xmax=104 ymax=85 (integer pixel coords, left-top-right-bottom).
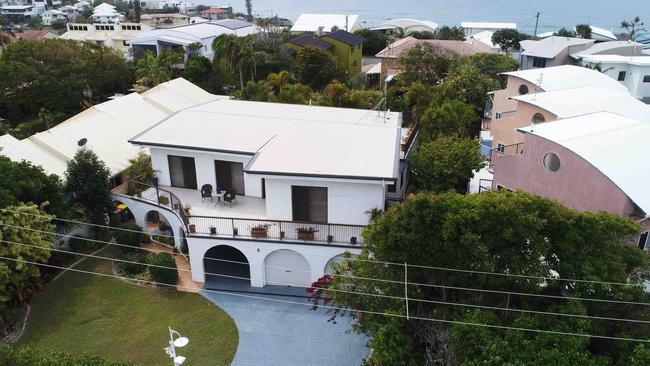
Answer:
xmin=325 ymin=253 xmax=358 ymax=275
xmin=204 ymin=245 xmax=250 ymax=287
xmin=264 ymin=249 xmax=311 ymax=287
xmin=111 ymin=200 xmax=136 ymax=226
xmin=532 ymin=112 xmax=546 ymax=124
xmin=146 ymin=210 xmax=174 ymax=246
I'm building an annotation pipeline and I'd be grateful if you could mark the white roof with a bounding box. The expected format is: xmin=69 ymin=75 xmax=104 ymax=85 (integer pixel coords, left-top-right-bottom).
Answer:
xmin=461 ymin=22 xmax=516 ymax=30
xmin=511 ymin=86 xmax=650 ymax=121
xmin=93 ymin=2 xmax=115 ymax=11
xmin=521 ymin=36 xmax=594 ymax=58
xmin=469 ymin=30 xmax=496 ymax=48
xmin=502 ymin=65 xmax=629 ymax=93
xmin=290 ymin=14 xmax=359 ymax=33
xmin=581 ymin=54 xmax=650 ymax=65
xmin=0 ymin=78 xmax=221 ymax=178
xmin=130 ymin=20 xmax=257 ymax=44
xmin=130 ymin=100 xmax=402 ymax=180
xmin=588 ymin=26 xmax=617 ymax=41
xmin=371 ymin=19 xmax=439 ymax=33
xmin=571 ymin=41 xmax=646 ymax=59
xmin=518 ymin=112 xmax=650 ymax=215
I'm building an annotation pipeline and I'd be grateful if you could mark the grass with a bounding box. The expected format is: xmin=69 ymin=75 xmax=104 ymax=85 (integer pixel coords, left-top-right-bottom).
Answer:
xmin=19 ymin=249 xmax=238 ymax=365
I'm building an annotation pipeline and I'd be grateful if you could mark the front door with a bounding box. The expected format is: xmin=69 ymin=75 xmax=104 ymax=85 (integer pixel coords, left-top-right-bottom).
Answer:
xmin=214 ymin=160 xmax=245 ymax=195
xmin=291 ymin=186 xmax=328 ymax=223
xmin=168 ymin=155 xmax=197 ymax=189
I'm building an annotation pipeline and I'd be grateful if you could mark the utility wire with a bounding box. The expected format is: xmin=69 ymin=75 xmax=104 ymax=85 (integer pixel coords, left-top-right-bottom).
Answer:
xmin=3 ymin=239 xmax=650 ymax=325
xmin=1 ymin=255 xmax=650 ymax=344
xmin=2 ymin=209 xmax=644 ymax=289
xmin=2 ymin=222 xmax=650 ymax=307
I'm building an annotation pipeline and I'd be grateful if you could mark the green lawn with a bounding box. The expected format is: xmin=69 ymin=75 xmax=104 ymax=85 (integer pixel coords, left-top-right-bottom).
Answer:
xmin=19 ymin=250 xmax=238 ymax=365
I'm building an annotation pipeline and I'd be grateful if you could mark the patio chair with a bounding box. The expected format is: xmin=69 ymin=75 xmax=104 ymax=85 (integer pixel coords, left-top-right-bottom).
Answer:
xmin=223 ymin=191 xmax=237 ymax=207
xmin=201 ymin=184 xmax=213 ymax=202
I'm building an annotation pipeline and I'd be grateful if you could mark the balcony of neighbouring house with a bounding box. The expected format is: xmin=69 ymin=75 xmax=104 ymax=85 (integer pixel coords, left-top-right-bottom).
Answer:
xmin=111 ymin=180 xmax=365 ymax=247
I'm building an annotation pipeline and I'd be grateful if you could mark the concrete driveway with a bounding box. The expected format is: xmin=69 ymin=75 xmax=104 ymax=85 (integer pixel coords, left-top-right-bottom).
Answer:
xmin=201 ymin=280 xmax=369 ymax=366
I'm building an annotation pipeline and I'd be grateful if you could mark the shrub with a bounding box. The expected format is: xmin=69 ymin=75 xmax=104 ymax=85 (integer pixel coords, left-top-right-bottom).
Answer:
xmin=147 ymin=253 xmax=178 ymax=285
xmin=115 ymin=252 xmax=149 ymax=277
xmin=112 ymin=223 xmax=148 ymax=252
xmin=0 ymin=343 xmax=133 ymax=365
xmin=68 ymin=235 xmax=103 ymax=253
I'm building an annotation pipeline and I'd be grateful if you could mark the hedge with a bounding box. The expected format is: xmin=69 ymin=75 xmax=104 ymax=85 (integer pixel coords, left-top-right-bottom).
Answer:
xmin=147 ymin=252 xmax=178 ymax=285
xmin=112 ymin=224 xmax=148 ymax=252
xmin=0 ymin=343 xmax=133 ymax=366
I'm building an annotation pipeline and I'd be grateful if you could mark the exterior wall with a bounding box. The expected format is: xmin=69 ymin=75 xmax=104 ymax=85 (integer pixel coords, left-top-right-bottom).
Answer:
xmin=321 ymin=36 xmax=362 ymax=78
xmin=187 ymin=236 xmax=361 ymax=287
xmin=520 ymin=55 xmax=555 ymax=70
xmin=263 ymin=176 xmax=385 ymax=225
xmin=491 ymin=76 xmax=541 ymax=121
xmin=582 ymin=60 xmax=650 ymax=101
xmin=379 ymin=57 xmax=399 ymax=85
xmin=141 ymin=16 xmax=189 ymax=29
xmin=492 ymin=134 xmax=637 ymax=216
xmin=491 ymin=102 xmax=558 ymax=147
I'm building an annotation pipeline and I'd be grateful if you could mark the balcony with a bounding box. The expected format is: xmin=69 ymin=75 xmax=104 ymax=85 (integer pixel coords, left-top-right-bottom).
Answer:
xmin=112 ymin=181 xmax=365 ymax=247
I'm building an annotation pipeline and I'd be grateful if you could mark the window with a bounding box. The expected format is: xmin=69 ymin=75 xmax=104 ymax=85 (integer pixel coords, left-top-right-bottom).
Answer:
xmin=644 ymin=75 xmax=650 ymax=83
xmin=543 ymin=152 xmax=561 ymax=172
xmin=497 ymin=143 xmax=505 ymax=153
xmin=518 ymin=84 xmax=529 ymax=95
xmin=532 ymin=113 xmax=546 ymax=124
xmin=639 ymin=232 xmax=649 ymax=250
xmin=292 ymin=186 xmax=328 ymax=223
xmin=168 ymin=155 xmax=197 ymax=189
xmin=495 ymin=112 xmax=502 ymax=119
xmin=352 ymin=60 xmax=357 ymax=67
xmin=532 ymin=57 xmax=547 ymax=68
xmin=617 ymin=71 xmax=626 ymax=81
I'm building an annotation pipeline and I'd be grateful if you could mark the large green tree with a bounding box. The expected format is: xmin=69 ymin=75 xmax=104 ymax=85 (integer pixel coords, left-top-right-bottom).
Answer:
xmin=575 ymin=24 xmax=592 ymax=39
xmin=420 ymin=99 xmax=477 ymax=140
xmin=65 ymin=149 xmax=112 ymax=225
xmin=354 ymin=29 xmax=389 ymax=56
xmin=292 ymin=46 xmax=344 ymax=89
xmin=491 ymin=28 xmax=525 ymax=53
xmin=0 ymin=39 xmax=132 ymax=128
xmin=464 ymin=53 xmax=519 ymax=84
xmin=0 ymin=204 xmax=54 ymax=304
xmin=407 ymin=134 xmax=483 ymax=193
xmin=398 ymin=43 xmax=453 ymax=85
xmin=621 ymin=17 xmax=645 ymax=39
xmin=434 ymin=26 xmax=465 ymax=40
xmin=319 ymin=191 xmax=648 ymax=365
xmin=0 ymin=156 xmax=67 ymax=218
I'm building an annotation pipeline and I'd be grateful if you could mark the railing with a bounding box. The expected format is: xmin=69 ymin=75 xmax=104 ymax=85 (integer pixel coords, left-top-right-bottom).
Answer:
xmin=112 ymin=180 xmax=188 ymax=226
xmin=187 ymin=215 xmax=365 ymax=246
xmin=488 ymin=142 xmax=525 ymax=168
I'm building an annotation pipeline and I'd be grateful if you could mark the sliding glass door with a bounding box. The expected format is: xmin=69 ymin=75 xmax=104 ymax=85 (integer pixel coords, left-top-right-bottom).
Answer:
xmin=168 ymin=155 xmax=197 ymax=189
xmin=291 ymin=186 xmax=328 ymax=223
xmin=214 ymin=160 xmax=245 ymax=195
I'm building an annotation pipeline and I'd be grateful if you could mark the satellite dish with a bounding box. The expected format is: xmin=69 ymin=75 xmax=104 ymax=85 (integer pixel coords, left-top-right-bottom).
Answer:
xmin=77 ymin=138 xmax=88 ymax=147
xmin=174 ymin=337 xmax=189 ymax=348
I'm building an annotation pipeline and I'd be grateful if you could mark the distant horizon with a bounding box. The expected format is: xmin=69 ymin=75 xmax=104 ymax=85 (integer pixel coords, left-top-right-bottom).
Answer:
xmin=204 ymin=0 xmax=649 ymax=35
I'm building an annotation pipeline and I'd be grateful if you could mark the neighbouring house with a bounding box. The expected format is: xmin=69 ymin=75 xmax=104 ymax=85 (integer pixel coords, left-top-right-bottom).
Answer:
xmin=115 ymin=97 xmax=409 ymax=288
xmin=483 ymin=65 xmax=632 ymax=152
xmin=73 ymin=0 xmax=90 ymax=11
xmin=570 ymin=41 xmax=646 ymax=61
xmin=140 ymin=13 xmax=190 ymax=29
xmin=59 ymin=23 xmax=151 ymax=58
xmin=461 ymin=22 xmax=516 ymax=37
xmin=0 ymin=78 xmax=223 ymax=184
xmin=579 ymin=55 xmax=650 ymax=102
xmin=491 ymin=111 xmax=650 ymax=249
xmin=199 ymin=6 xmax=231 ymax=21
xmin=42 ymin=8 xmax=66 ymax=25
xmin=129 ymin=19 xmax=258 ymax=59
xmin=7 ymin=29 xmax=58 ymax=42
xmin=59 ymin=4 xmax=79 ymax=20
xmin=375 ymin=36 xmax=491 ymax=83
xmin=290 ymin=13 xmax=361 ymax=34
xmin=90 ymin=2 xmax=124 ymax=23
xmin=0 ymin=5 xmax=35 ymax=21
xmin=518 ymin=36 xmax=594 ymax=69
xmin=284 ymin=29 xmax=363 ymax=78
xmin=370 ymin=18 xmax=439 ymax=36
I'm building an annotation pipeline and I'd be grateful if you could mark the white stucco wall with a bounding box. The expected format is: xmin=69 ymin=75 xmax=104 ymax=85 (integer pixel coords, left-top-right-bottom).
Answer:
xmin=262 ymin=176 xmax=385 ymax=225
xmin=585 ymin=62 xmax=650 ymax=101
xmin=187 ymin=236 xmax=361 ymax=287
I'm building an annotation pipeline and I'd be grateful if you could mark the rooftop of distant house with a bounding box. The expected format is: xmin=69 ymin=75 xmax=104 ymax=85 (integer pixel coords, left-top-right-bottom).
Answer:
xmin=200 ymin=7 xmax=229 ymax=14
xmin=321 ymin=29 xmax=363 ymax=46
xmin=140 ymin=13 xmax=189 ymax=20
xmin=375 ymin=36 xmax=491 ymax=58
xmin=501 ymin=65 xmax=629 ymax=93
xmin=519 ymin=36 xmax=594 ymax=58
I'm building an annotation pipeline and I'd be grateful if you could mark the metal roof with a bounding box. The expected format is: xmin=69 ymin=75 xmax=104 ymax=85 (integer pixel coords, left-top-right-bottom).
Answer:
xmin=520 ymin=36 xmax=594 ymax=58
xmin=501 ymin=65 xmax=629 ymax=93
xmin=321 ymin=30 xmax=363 ymax=46
xmin=289 ymin=34 xmax=333 ymax=49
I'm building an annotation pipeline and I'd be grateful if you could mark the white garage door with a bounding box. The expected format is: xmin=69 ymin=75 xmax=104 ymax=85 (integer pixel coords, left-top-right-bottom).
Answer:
xmin=265 ymin=250 xmax=311 ymax=287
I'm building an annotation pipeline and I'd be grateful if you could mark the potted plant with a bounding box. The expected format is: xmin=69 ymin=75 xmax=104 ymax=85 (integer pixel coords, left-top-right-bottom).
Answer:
xmin=188 ymin=224 xmax=196 ymax=233
xmin=251 ymin=223 xmax=271 ymax=238
xmin=296 ymin=226 xmax=318 ymax=240
xmin=183 ymin=204 xmax=191 ymax=217
xmin=158 ymin=220 xmax=167 ymax=231
xmin=158 ymin=196 xmax=169 ymax=205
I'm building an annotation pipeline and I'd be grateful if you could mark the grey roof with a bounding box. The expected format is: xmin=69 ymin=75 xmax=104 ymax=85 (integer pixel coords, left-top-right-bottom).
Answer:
xmin=570 ymin=41 xmax=645 ymax=59
xmin=321 ymin=30 xmax=363 ymax=46
xmin=289 ymin=34 xmax=333 ymax=49
xmin=520 ymin=36 xmax=594 ymax=58
xmin=211 ymin=18 xmax=254 ymax=30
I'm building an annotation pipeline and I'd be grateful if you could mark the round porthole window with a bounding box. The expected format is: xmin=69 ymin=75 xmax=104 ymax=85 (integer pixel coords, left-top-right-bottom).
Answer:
xmin=518 ymin=84 xmax=529 ymax=95
xmin=543 ymin=152 xmax=561 ymax=172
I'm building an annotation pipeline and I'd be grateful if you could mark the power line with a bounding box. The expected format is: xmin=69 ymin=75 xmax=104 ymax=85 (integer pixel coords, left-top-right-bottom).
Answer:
xmin=4 ymin=238 xmax=650 ymax=325
xmin=1 ymin=255 xmax=649 ymax=344
xmin=3 ymin=208 xmax=644 ymax=289
xmin=3 ymin=222 xmax=649 ymax=308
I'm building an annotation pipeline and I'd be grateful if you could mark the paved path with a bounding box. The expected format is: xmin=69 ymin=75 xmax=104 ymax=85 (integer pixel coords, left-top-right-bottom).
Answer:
xmin=201 ymin=280 xmax=369 ymax=366
xmin=141 ymin=242 xmax=201 ymax=293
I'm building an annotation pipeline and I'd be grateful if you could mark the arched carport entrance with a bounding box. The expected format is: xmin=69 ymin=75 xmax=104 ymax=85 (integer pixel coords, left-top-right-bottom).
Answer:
xmin=264 ymin=249 xmax=311 ymax=287
xmin=204 ymin=245 xmax=250 ymax=287
xmin=145 ymin=210 xmax=174 ymax=246
xmin=325 ymin=253 xmax=358 ymax=275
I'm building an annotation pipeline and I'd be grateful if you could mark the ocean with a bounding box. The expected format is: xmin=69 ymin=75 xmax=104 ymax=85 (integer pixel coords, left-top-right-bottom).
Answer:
xmin=203 ymin=0 xmax=649 ymax=35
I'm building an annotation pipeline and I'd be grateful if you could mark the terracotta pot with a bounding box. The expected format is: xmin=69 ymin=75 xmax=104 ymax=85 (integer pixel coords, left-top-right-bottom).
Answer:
xmin=189 ymin=224 xmax=196 ymax=233
xmin=251 ymin=227 xmax=268 ymax=238
xmin=297 ymin=230 xmax=315 ymax=240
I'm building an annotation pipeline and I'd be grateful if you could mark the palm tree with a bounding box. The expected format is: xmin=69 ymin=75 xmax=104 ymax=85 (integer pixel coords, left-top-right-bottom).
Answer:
xmin=212 ymin=34 xmax=248 ymax=89
xmin=134 ymin=51 xmax=171 ymax=91
xmin=266 ymin=71 xmax=291 ymax=93
xmin=621 ymin=16 xmax=646 ymax=40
